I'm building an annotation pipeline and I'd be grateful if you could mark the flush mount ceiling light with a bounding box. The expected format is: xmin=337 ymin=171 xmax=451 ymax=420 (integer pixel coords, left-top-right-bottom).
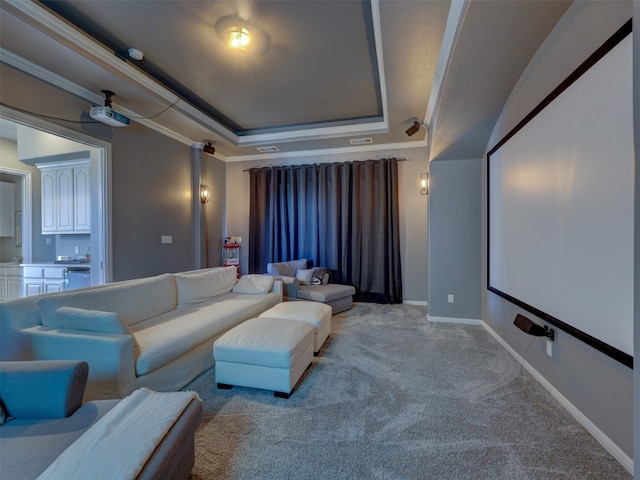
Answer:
xmin=227 ymin=27 xmax=251 ymax=50
xmin=215 ymin=15 xmax=269 ymax=53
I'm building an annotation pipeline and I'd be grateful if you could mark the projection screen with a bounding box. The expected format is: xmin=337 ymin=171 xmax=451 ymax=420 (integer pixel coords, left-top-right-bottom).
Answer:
xmin=487 ymin=21 xmax=633 ymax=368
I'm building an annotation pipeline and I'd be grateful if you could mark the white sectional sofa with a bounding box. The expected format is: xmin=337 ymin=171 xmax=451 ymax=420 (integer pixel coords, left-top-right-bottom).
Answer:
xmin=0 ymin=267 xmax=282 ymax=401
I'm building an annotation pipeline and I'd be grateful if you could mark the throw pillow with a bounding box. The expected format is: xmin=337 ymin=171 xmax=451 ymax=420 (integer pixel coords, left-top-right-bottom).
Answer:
xmin=55 ymin=306 xmax=132 ymax=334
xmin=266 ymin=259 xmax=307 ymax=277
xmin=232 ymin=274 xmax=275 ymax=294
xmin=312 ymin=267 xmax=332 ymax=285
xmin=296 ymin=268 xmax=316 ymax=286
xmin=174 ymin=267 xmax=238 ymax=307
xmin=55 ymin=307 xmax=140 ymax=358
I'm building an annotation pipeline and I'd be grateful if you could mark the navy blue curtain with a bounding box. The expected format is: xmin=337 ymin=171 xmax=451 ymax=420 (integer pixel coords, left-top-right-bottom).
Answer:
xmin=248 ymin=158 xmax=402 ymax=304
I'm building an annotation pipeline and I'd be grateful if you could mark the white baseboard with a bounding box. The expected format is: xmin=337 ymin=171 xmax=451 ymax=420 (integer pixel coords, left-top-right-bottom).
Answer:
xmin=427 ymin=315 xmax=482 ymax=325
xmin=482 ymin=321 xmax=633 ymax=475
xmin=403 ymin=300 xmax=428 ymax=306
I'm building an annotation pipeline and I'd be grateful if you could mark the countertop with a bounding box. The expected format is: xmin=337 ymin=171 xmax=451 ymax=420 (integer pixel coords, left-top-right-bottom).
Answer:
xmin=19 ymin=262 xmax=90 ymax=269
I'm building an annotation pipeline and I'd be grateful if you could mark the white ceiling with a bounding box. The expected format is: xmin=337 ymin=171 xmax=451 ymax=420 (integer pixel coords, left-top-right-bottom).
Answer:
xmin=0 ymin=0 xmax=572 ymax=162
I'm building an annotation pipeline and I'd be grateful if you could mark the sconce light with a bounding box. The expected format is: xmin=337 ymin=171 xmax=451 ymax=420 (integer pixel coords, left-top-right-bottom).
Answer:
xmin=420 ymin=173 xmax=428 ymax=195
xmin=200 ymin=184 xmax=210 ymax=204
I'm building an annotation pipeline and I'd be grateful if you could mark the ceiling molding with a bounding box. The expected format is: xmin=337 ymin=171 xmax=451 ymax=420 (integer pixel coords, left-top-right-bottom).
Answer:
xmin=225 ymin=137 xmax=427 ymax=163
xmin=424 ymin=0 xmax=469 ymax=162
xmin=0 ymin=48 xmax=195 ymax=147
xmin=3 ymin=0 xmax=393 ymax=148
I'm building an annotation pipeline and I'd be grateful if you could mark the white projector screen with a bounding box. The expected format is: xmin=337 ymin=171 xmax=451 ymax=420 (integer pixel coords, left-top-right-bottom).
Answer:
xmin=487 ymin=21 xmax=633 ymax=368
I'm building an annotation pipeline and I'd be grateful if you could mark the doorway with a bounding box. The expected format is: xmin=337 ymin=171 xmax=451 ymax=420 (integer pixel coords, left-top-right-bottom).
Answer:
xmin=0 ymin=111 xmax=111 ymax=286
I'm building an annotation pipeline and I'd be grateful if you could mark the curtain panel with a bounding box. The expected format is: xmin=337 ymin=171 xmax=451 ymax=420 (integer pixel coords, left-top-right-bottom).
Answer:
xmin=248 ymin=158 xmax=402 ymax=304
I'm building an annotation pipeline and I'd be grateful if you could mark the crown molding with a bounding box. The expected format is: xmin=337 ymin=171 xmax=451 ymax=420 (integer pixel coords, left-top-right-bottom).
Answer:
xmin=225 ymin=138 xmax=427 ymax=163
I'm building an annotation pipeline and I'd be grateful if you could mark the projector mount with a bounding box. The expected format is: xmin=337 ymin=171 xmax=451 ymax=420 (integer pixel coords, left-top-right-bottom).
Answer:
xmin=101 ymin=90 xmax=115 ymax=108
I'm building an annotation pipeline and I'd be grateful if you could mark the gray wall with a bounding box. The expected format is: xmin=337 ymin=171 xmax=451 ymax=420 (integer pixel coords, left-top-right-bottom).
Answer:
xmin=428 ymin=158 xmax=481 ymax=320
xmin=0 ymin=63 xmax=223 ymax=282
xmin=224 ymin=146 xmax=429 ymax=303
xmin=482 ymin=1 xmax=633 ymax=459
xmin=202 ymin=152 xmax=226 ymax=268
xmin=110 ymin=126 xmax=195 ymax=281
xmin=633 ymin=1 xmax=639 ymax=477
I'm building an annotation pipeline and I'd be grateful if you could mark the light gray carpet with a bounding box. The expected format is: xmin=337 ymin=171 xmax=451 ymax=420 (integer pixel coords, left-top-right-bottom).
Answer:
xmin=183 ymin=303 xmax=631 ymax=480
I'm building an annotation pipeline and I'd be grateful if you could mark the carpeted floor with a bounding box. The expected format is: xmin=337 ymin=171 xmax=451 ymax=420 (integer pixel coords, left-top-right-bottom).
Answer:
xmin=183 ymin=303 xmax=631 ymax=480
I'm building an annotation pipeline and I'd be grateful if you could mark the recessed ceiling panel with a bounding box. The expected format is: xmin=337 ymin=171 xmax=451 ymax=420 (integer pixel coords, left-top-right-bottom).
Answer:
xmin=39 ymin=0 xmax=383 ymax=135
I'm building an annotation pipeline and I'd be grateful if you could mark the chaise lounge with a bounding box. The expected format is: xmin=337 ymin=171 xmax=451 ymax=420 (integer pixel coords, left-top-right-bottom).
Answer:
xmin=266 ymin=258 xmax=356 ymax=314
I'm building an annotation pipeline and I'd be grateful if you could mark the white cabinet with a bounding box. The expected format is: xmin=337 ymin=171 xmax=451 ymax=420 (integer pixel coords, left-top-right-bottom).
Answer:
xmin=23 ymin=265 xmax=66 ymax=297
xmin=0 ymin=182 xmax=16 ymax=237
xmin=0 ymin=265 xmax=22 ymax=301
xmin=38 ymin=160 xmax=90 ymax=234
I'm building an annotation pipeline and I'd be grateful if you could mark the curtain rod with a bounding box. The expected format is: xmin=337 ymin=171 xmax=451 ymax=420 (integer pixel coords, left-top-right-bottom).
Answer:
xmin=242 ymin=157 xmax=407 ymax=172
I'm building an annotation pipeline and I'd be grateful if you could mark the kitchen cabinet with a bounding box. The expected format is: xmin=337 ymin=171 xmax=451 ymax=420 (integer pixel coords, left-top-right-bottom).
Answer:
xmin=23 ymin=265 xmax=66 ymax=297
xmin=0 ymin=182 xmax=16 ymax=237
xmin=0 ymin=265 xmax=22 ymax=301
xmin=38 ymin=160 xmax=90 ymax=234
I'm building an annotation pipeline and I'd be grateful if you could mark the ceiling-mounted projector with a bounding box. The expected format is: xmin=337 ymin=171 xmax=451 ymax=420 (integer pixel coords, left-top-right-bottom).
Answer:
xmin=90 ymin=89 xmax=130 ymax=127
xmin=90 ymin=106 xmax=130 ymax=127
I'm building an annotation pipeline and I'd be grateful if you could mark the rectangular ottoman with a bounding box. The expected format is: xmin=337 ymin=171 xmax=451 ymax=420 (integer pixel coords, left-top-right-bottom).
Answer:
xmin=259 ymin=301 xmax=332 ymax=354
xmin=213 ymin=317 xmax=314 ymax=398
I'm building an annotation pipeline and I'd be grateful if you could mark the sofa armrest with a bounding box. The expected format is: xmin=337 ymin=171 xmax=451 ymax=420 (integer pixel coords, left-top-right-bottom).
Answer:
xmin=271 ymin=276 xmax=300 ymax=299
xmin=0 ymin=360 xmax=88 ymax=419
xmin=20 ymin=327 xmax=137 ymax=401
xmin=270 ymin=279 xmax=284 ymax=302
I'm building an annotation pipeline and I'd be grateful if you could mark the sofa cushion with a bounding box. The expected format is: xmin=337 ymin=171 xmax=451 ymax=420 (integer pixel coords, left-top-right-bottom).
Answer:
xmin=38 ymin=274 xmax=177 ymax=328
xmin=54 ymin=307 xmax=140 ymax=357
xmin=131 ymin=292 xmax=281 ymax=376
xmin=0 ymin=399 xmax=118 ymax=480
xmin=174 ymin=267 xmax=237 ymax=307
xmin=296 ymin=284 xmax=356 ymax=303
xmin=55 ymin=307 xmax=130 ymax=334
xmin=266 ymin=259 xmax=307 ymax=277
xmin=232 ymin=274 xmax=274 ymax=294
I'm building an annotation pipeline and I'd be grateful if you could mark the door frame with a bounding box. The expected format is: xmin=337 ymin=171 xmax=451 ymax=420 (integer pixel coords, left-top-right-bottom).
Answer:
xmin=0 ymin=107 xmax=112 ymax=285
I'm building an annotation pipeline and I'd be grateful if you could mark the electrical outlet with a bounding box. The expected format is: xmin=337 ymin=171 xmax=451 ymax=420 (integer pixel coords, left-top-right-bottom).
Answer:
xmin=447 ymin=294 xmax=454 ymax=303
xmin=161 ymin=235 xmax=173 ymax=244
xmin=546 ymin=339 xmax=553 ymax=357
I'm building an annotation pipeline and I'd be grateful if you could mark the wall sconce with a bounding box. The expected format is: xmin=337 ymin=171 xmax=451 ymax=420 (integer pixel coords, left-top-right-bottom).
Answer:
xmin=420 ymin=173 xmax=428 ymax=195
xmin=200 ymin=184 xmax=210 ymax=204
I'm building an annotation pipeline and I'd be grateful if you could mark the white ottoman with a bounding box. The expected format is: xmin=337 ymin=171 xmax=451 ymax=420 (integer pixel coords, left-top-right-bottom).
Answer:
xmin=259 ymin=301 xmax=332 ymax=354
xmin=213 ymin=317 xmax=314 ymax=398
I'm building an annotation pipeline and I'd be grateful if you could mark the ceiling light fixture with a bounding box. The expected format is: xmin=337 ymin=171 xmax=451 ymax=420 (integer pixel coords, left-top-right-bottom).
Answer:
xmin=215 ymin=15 xmax=269 ymax=54
xmin=226 ymin=27 xmax=252 ymax=50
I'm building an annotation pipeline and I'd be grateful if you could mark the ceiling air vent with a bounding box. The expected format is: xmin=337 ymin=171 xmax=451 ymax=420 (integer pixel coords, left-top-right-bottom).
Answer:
xmin=349 ymin=137 xmax=373 ymax=145
xmin=256 ymin=146 xmax=280 ymax=153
